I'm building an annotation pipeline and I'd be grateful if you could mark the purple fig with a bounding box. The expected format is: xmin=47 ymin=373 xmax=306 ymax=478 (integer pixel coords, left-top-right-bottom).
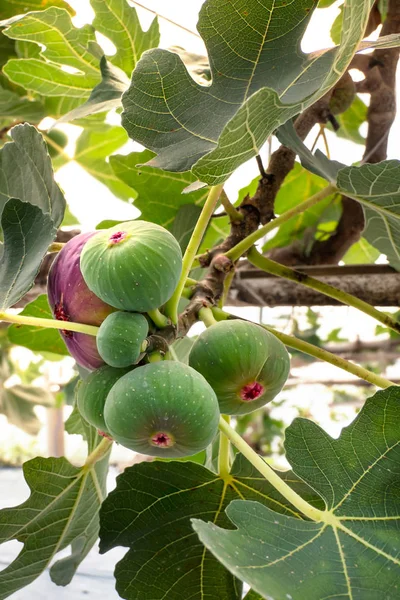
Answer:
xmin=47 ymin=232 xmax=115 ymax=370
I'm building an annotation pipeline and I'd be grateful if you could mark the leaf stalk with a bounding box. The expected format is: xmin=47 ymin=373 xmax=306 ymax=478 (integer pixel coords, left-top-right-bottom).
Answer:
xmin=218 ymin=416 xmax=324 ymax=522
xmin=0 ymin=311 xmax=99 ymax=336
xmin=248 ymin=247 xmax=400 ymax=335
xmin=164 ymin=184 xmax=224 ymax=324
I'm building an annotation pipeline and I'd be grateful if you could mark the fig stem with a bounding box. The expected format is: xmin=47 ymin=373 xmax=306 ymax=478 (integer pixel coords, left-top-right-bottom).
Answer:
xmin=211 ymin=307 xmax=396 ymax=389
xmin=248 ymin=247 xmax=400 ymax=336
xmin=219 ymin=189 xmax=243 ymax=223
xmin=0 ymin=311 xmax=100 ymax=336
xmin=225 ymin=184 xmax=336 ymax=262
xmin=147 ymin=351 xmax=164 ymax=363
xmin=48 ymin=242 xmax=65 ymax=253
xmin=218 ymin=416 xmax=325 ymax=522
xmin=198 ymin=306 xmax=217 ymax=328
xmin=164 ymin=184 xmax=224 ymax=324
xmin=83 ymin=438 xmax=112 ymax=471
xmin=218 ymin=415 xmax=231 ymax=479
xmin=147 ymin=309 xmax=170 ymax=329
xmin=185 ymin=277 xmax=198 ymax=287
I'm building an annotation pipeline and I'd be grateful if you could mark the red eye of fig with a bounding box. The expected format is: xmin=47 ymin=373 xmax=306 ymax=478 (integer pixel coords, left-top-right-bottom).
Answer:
xmin=54 ymin=300 xmax=73 ymax=338
xmin=240 ymin=382 xmax=264 ymax=402
xmin=109 ymin=231 xmax=127 ymax=244
xmin=151 ymin=432 xmax=174 ymax=448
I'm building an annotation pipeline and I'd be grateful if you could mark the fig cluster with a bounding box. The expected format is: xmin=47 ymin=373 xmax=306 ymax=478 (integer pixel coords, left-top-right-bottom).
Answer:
xmin=47 ymin=221 xmax=182 ymax=370
xmin=48 ymin=223 xmax=290 ymax=459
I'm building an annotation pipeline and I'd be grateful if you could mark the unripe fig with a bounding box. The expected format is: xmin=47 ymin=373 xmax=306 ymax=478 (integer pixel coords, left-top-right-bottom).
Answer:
xmin=80 ymin=221 xmax=182 ymax=313
xmin=329 ymin=72 xmax=355 ymax=115
xmin=104 ymin=361 xmax=220 ymax=457
xmin=77 ymin=365 xmax=131 ymax=434
xmin=189 ymin=320 xmax=290 ymax=415
xmin=46 ymin=129 xmax=68 ymax=158
xmin=47 ymin=232 xmax=115 ymax=370
xmin=96 ymin=312 xmax=149 ymax=368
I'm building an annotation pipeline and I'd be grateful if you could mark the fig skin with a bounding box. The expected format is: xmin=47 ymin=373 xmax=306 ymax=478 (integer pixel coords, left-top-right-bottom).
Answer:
xmin=189 ymin=320 xmax=290 ymax=415
xmin=47 ymin=232 xmax=115 ymax=370
xmin=96 ymin=312 xmax=149 ymax=368
xmin=104 ymin=361 xmax=220 ymax=458
xmin=77 ymin=365 xmax=132 ymax=434
xmin=80 ymin=220 xmax=182 ymax=313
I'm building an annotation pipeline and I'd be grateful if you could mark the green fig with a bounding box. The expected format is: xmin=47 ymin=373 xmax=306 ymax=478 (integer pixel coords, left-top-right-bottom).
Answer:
xmin=77 ymin=365 xmax=132 ymax=435
xmin=189 ymin=320 xmax=290 ymax=415
xmin=80 ymin=221 xmax=182 ymax=313
xmin=104 ymin=361 xmax=220 ymax=457
xmin=96 ymin=312 xmax=149 ymax=368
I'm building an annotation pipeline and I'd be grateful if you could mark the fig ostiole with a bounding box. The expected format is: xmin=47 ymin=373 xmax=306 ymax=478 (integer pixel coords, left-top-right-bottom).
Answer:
xmin=96 ymin=312 xmax=149 ymax=368
xmin=80 ymin=220 xmax=183 ymax=313
xmin=189 ymin=320 xmax=290 ymax=415
xmin=104 ymin=361 xmax=220 ymax=458
xmin=77 ymin=365 xmax=133 ymax=434
xmin=47 ymin=232 xmax=116 ymax=370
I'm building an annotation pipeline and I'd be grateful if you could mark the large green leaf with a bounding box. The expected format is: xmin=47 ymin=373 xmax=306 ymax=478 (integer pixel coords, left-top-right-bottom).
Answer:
xmin=8 ymin=294 xmax=68 ymax=355
xmin=2 ymin=8 xmax=101 ymax=98
xmin=72 ymin=125 xmax=133 ymax=201
xmin=193 ymin=386 xmax=400 ymax=600
xmin=91 ymin=0 xmax=159 ymax=77
xmin=0 ymin=438 xmax=110 ymax=598
xmin=276 ymin=123 xmax=400 ymax=268
xmin=0 ymin=383 xmax=53 ymax=435
xmin=342 ymin=237 xmax=380 ymax=264
xmin=0 ymin=124 xmax=65 ymax=225
xmin=0 ymin=85 xmax=45 ymax=123
xmin=336 ymin=161 xmax=400 ymax=268
xmin=110 ymin=149 xmax=209 ymax=228
xmin=121 ymin=0 xmax=374 ymax=184
xmin=55 ymin=57 xmax=129 ymax=124
xmin=99 ymin=454 xmax=322 ymax=600
xmin=0 ymin=0 xmax=75 ymax=19
xmin=0 ymin=200 xmax=57 ymax=309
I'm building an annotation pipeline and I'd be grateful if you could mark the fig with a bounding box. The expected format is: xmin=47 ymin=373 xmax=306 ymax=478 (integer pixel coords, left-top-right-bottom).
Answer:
xmin=104 ymin=361 xmax=220 ymax=457
xmin=189 ymin=320 xmax=290 ymax=415
xmin=47 ymin=232 xmax=115 ymax=370
xmin=77 ymin=365 xmax=131 ymax=435
xmin=46 ymin=129 xmax=68 ymax=158
xmin=96 ymin=312 xmax=149 ymax=368
xmin=80 ymin=220 xmax=182 ymax=313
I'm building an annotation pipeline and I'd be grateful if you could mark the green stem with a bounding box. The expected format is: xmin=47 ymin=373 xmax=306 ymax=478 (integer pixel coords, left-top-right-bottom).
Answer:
xmin=164 ymin=184 xmax=224 ymax=323
xmin=83 ymin=438 xmax=112 ymax=470
xmin=198 ymin=306 xmax=218 ymax=328
xmin=225 ymin=184 xmax=336 ymax=262
xmin=218 ymin=417 xmax=324 ymax=521
xmin=219 ymin=268 xmax=235 ymax=308
xmin=211 ymin=307 xmax=395 ymax=389
xmin=218 ymin=415 xmax=231 ymax=479
xmin=48 ymin=242 xmax=65 ymax=253
xmin=248 ymin=247 xmax=400 ymax=335
xmin=220 ymin=190 xmax=243 ymax=222
xmin=185 ymin=277 xmax=198 ymax=287
xmin=147 ymin=351 xmax=164 ymax=363
xmin=0 ymin=311 xmax=99 ymax=336
xmin=147 ymin=309 xmax=171 ymax=329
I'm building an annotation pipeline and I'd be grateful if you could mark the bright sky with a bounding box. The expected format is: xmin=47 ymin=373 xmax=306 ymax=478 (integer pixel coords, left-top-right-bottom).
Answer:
xmin=55 ymin=0 xmax=399 ymax=229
